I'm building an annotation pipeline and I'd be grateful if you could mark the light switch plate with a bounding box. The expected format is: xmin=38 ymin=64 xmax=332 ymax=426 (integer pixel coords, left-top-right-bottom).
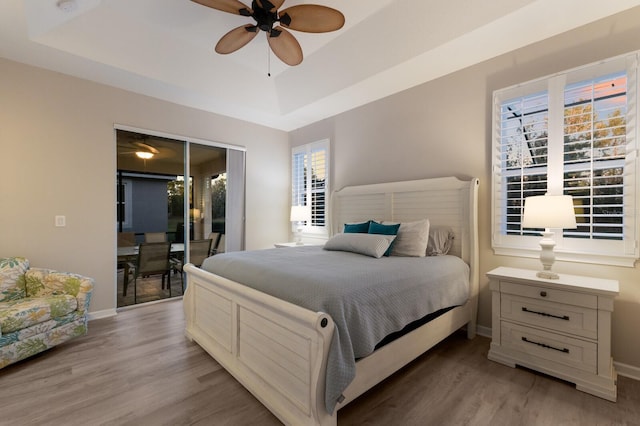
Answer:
xmin=55 ymin=215 xmax=66 ymax=227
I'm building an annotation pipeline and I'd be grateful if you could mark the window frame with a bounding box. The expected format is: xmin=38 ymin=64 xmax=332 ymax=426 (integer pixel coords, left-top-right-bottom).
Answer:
xmin=116 ymin=178 xmax=132 ymax=229
xmin=491 ymin=52 xmax=640 ymax=267
xmin=291 ymin=139 xmax=330 ymax=237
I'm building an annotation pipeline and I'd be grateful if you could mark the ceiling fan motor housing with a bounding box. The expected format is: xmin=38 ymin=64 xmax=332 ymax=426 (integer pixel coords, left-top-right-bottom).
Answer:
xmin=250 ymin=0 xmax=281 ymax=34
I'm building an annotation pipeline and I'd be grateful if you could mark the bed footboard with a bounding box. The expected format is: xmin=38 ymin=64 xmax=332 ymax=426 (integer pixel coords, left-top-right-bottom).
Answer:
xmin=183 ymin=263 xmax=337 ymax=426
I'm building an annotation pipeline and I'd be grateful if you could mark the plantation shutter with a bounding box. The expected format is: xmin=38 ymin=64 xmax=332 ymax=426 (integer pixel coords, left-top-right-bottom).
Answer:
xmin=292 ymin=140 xmax=330 ymax=233
xmin=495 ymin=90 xmax=550 ymax=238
xmin=309 ymin=145 xmax=327 ymax=226
xmin=492 ymin=52 xmax=639 ymax=266
xmin=563 ymin=70 xmax=628 ymax=240
xmin=292 ymin=150 xmax=306 ymax=208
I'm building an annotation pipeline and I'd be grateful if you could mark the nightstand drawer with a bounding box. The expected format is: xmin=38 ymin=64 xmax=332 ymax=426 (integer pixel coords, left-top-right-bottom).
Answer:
xmin=500 ymin=281 xmax=597 ymax=309
xmin=501 ymin=294 xmax=597 ymax=339
xmin=501 ymin=322 xmax=597 ymax=374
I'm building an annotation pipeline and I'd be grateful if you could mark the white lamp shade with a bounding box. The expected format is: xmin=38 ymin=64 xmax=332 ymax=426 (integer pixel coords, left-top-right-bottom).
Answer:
xmin=290 ymin=205 xmax=310 ymax=222
xmin=522 ymin=195 xmax=577 ymax=229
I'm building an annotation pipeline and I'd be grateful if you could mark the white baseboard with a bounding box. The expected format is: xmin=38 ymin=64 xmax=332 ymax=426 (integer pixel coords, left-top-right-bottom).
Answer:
xmin=88 ymin=308 xmax=117 ymax=321
xmin=614 ymin=361 xmax=640 ymax=381
xmin=476 ymin=325 xmax=639 ymax=381
xmin=475 ymin=324 xmax=491 ymax=338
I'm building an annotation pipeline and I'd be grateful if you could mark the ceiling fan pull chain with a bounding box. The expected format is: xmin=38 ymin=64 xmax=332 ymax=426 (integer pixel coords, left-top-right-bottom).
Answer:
xmin=267 ymin=42 xmax=271 ymax=77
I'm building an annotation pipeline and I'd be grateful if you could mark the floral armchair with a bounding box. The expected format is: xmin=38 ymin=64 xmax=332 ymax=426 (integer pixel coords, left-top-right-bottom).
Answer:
xmin=0 ymin=257 xmax=94 ymax=368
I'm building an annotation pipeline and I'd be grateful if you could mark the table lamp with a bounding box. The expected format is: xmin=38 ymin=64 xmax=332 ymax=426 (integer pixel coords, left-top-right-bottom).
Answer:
xmin=290 ymin=205 xmax=310 ymax=245
xmin=522 ymin=194 xmax=577 ymax=279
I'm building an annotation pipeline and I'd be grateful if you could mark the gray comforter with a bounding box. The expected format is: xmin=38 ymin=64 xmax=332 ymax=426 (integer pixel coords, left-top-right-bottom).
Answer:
xmin=200 ymin=246 xmax=469 ymax=414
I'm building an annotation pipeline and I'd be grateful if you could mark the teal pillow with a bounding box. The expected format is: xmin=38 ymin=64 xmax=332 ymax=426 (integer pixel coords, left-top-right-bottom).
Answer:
xmin=344 ymin=221 xmax=371 ymax=233
xmin=368 ymin=222 xmax=400 ymax=256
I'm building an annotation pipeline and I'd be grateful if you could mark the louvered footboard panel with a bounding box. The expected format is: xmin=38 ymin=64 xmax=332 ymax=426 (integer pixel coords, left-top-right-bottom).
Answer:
xmin=239 ymin=307 xmax=312 ymax=415
xmin=193 ymin=284 xmax=233 ymax=353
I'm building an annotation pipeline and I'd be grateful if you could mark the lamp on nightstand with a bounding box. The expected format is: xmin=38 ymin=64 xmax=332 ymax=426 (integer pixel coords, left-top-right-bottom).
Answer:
xmin=522 ymin=194 xmax=577 ymax=279
xmin=290 ymin=205 xmax=310 ymax=245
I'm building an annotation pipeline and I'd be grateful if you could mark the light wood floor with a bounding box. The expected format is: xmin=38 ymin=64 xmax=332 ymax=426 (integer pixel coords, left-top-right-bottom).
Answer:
xmin=1 ymin=299 xmax=638 ymax=425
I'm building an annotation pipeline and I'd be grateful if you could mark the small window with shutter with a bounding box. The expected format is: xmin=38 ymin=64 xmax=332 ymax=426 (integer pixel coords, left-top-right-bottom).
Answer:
xmin=292 ymin=139 xmax=330 ymax=235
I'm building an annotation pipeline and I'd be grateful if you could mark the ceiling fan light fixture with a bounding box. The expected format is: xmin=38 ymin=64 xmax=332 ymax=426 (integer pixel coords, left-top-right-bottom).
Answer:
xmin=135 ymin=151 xmax=154 ymax=160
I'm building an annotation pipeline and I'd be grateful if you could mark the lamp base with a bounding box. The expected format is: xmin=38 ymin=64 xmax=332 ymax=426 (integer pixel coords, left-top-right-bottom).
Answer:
xmin=536 ymin=270 xmax=559 ymax=280
xmin=537 ymin=230 xmax=559 ymax=280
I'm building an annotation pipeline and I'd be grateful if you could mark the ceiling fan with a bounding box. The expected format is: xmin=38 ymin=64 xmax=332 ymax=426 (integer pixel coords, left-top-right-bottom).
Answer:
xmin=192 ymin=0 xmax=345 ymax=66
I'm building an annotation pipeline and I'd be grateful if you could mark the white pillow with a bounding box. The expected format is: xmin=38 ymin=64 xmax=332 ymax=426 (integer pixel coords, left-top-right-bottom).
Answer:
xmin=427 ymin=226 xmax=454 ymax=256
xmin=382 ymin=219 xmax=430 ymax=257
xmin=323 ymin=233 xmax=396 ymax=258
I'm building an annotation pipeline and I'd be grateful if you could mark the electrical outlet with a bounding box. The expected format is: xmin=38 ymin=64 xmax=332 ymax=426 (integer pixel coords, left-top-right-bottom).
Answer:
xmin=55 ymin=215 xmax=66 ymax=227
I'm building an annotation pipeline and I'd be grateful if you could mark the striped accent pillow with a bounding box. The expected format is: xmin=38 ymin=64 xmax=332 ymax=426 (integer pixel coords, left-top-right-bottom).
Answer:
xmin=323 ymin=233 xmax=396 ymax=258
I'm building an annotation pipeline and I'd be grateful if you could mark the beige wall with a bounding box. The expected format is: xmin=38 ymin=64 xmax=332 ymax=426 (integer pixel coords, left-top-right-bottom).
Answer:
xmin=290 ymin=8 xmax=640 ymax=369
xmin=0 ymin=58 xmax=290 ymax=316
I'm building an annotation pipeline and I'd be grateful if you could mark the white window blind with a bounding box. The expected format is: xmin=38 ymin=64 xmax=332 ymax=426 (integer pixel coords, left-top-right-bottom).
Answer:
xmin=492 ymin=53 xmax=639 ymax=266
xmin=563 ymin=72 xmax=627 ymax=240
xmin=292 ymin=139 xmax=329 ymax=233
xmin=499 ymin=90 xmax=549 ymax=237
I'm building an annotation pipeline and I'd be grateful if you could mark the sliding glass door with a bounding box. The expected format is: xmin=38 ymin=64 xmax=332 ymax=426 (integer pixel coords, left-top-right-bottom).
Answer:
xmin=116 ymin=127 xmax=245 ymax=307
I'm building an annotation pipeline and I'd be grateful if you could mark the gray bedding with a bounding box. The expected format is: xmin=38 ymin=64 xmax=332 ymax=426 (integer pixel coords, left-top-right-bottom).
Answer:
xmin=200 ymin=246 xmax=470 ymax=414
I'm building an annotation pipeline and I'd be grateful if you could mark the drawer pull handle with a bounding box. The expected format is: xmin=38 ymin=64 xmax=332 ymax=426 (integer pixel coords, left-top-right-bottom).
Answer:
xmin=540 ymin=291 xmax=547 ymax=297
xmin=522 ymin=307 xmax=569 ymax=321
xmin=522 ymin=336 xmax=569 ymax=353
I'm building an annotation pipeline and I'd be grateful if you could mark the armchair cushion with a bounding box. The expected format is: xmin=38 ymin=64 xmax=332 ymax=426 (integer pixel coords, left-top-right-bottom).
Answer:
xmin=25 ymin=268 xmax=93 ymax=313
xmin=0 ymin=295 xmax=77 ymax=334
xmin=0 ymin=257 xmax=29 ymax=302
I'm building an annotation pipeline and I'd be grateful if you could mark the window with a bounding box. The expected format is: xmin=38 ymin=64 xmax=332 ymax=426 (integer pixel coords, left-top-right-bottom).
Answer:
xmin=292 ymin=139 xmax=330 ymax=235
xmin=492 ymin=53 xmax=639 ymax=266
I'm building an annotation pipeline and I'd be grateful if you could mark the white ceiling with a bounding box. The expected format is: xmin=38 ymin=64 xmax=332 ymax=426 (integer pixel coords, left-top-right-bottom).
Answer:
xmin=2 ymin=0 xmax=640 ymax=131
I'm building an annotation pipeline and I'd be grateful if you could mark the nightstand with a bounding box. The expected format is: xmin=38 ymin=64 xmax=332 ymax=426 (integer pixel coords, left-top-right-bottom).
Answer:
xmin=487 ymin=266 xmax=619 ymax=401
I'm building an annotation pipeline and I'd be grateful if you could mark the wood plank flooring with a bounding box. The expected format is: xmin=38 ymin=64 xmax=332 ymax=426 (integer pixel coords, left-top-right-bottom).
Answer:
xmin=1 ymin=299 xmax=638 ymax=425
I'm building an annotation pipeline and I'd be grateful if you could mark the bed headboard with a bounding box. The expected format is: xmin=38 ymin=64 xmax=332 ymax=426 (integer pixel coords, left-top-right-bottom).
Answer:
xmin=332 ymin=176 xmax=480 ymax=299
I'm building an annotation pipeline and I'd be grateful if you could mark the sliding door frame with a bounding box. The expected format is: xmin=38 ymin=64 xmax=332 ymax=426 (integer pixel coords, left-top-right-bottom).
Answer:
xmin=114 ymin=124 xmax=246 ymax=265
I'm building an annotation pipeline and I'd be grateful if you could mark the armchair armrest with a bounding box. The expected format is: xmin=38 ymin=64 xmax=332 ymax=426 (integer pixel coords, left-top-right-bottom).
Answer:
xmin=25 ymin=268 xmax=94 ymax=313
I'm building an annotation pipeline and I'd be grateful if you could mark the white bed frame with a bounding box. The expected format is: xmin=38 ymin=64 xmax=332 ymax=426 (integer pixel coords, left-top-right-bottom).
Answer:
xmin=183 ymin=176 xmax=479 ymax=426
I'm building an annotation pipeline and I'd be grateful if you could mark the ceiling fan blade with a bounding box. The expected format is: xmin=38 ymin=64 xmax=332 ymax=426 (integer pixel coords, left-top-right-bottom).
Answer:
xmin=134 ymin=142 xmax=160 ymax=154
xmin=256 ymin=0 xmax=284 ymax=11
xmin=191 ymin=0 xmax=252 ymax=16
xmin=215 ymin=25 xmax=259 ymax=54
xmin=268 ymin=26 xmax=303 ymax=66
xmin=279 ymin=5 xmax=345 ymax=33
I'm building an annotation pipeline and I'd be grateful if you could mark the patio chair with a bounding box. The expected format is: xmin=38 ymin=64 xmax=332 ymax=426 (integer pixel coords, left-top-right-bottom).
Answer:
xmin=126 ymin=242 xmax=172 ymax=304
xmin=144 ymin=232 xmax=166 ymax=243
xmin=208 ymin=232 xmax=221 ymax=256
xmin=117 ymin=232 xmax=136 ymax=247
xmin=214 ymin=234 xmax=225 ymax=255
xmin=117 ymin=232 xmax=136 ymax=272
xmin=171 ymin=239 xmax=212 ymax=291
xmin=189 ymin=239 xmax=213 ymax=267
